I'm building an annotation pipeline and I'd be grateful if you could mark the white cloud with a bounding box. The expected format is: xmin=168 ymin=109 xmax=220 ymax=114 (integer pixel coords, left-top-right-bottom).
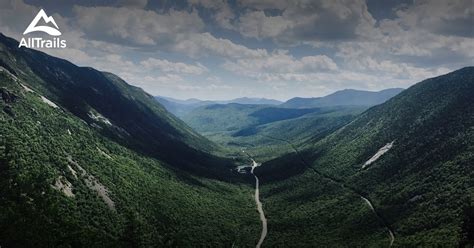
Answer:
xmin=73 ymin=6 xmax=205 ymax=46
xmin=237 ymin=11 xmax=292 ymax=39
xmin=173 ymin=32 xmax=268 ymax=59
xmin=394 ymin=0 xmax=473 ymax=37
xmin=0 ymin=0 xmax=469 ymax=101
xmin=117 ymin=0 xmax=148 ymax=8
xmin=188 ymin=0 xmax=235 ymax=28
xmin=222 ymin=50 xmax=338 ymax=79
xmin=237 ymin=0 xmax=289 ymax=10
xmin=144 ymin=74 xmax=184 ymax=85
xmin=0 ymin=0 xmax=44 ymax=38
xmin=234 ymin=0 xmax=377 ymax=43
xmin=140 ymin=58 xmax=208 ymax=75
xmin=345 ymin=56 xmax=451 ymax=80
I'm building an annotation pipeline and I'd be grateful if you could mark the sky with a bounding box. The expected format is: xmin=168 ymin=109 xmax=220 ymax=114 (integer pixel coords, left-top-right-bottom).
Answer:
xmin=0 ymin=0 xmax=472 ymax=101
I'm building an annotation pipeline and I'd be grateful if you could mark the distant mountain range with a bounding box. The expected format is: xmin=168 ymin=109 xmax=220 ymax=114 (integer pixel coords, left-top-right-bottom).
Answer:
xmin=281 ymin=88 xmax=404 ymax=108
xmin=159 ymin=96 xmax=283 ymax=106
xmin=155 ymin=96 xmax=282 ymax=117
xmin=223 ymin=97 xmax=283 ymax=105
xmin=156 ymin=89 xmax=403 ymax=117
xmin=178 ymin=88 xmax=403 ymax=138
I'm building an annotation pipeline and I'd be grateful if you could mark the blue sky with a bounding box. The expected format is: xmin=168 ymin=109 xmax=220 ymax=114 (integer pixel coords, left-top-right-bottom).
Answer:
xmin=1 ymin=0 xmax=472 ymax=100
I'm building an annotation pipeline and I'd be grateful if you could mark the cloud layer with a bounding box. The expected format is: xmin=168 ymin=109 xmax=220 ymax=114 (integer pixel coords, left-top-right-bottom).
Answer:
xmin=0 ymin=0 xmax=471 ymax=100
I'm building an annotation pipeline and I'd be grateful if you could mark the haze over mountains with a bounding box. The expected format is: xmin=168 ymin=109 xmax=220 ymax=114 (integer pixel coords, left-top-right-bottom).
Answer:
xmin=155 ymin=96 xmax=282 ymax=117
xmin=281 ymin=88 xmax=404 ymax=108
xmin=156 ymin=88 xmax=403 ymax=118
xmin=175 ymin=88 xmax=403 ymax=154
xmin=0 ymin=31 xmax=473 ymax=248
xmin=158 ymin=96 xmax=282 ymax=106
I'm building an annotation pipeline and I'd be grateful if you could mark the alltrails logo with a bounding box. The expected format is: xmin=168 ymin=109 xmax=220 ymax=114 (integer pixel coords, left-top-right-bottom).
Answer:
xmin=19 ymin=9 xmax=67 ymax=49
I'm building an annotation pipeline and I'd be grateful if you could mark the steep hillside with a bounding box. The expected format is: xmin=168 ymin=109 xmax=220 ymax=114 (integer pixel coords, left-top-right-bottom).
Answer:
xmin=232 ymin=106 xmax=365 ymax=142
xmin=0 ymin=34 xmax=261 ymax=247
xmin=0 ymin=33 xmax=231 ymax=178
xmin=257 ymin=67 xmax=474 ymax=246
xmin=282 ymin=88 xmax=403 ymax=108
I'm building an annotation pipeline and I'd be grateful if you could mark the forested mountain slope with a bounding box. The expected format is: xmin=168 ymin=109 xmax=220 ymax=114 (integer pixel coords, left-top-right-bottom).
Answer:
xmin=1 ymin=31 xmax=472 ymax=247
xmin=257 ymin=67 xmax=474 ymax=247
xmin=0 ymin=33 xmax=260 ymax=247
xmin=183 ymin=103 xmax=325 ymax=133
xmin=180 ymin=88 xmax=400 ymax=162
xmin=183 ymin=103 xmax=365 ymax=161
xmin=0 ymin=33 xmax=232 ymax=178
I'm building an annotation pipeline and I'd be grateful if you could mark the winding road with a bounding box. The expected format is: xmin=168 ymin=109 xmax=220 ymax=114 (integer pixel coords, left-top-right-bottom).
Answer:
xmin=251 ymin=159 xmax=268 ymax=248
xmin=243 ymin=151 xmax=268 ymax=248
xmin=361 ymin=197 xmax=395 ymax=246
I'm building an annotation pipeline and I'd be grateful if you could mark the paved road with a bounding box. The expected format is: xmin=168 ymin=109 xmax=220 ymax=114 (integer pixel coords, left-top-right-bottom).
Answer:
xmin=242 ymin=150 xmax=268 ymax=248
xmin=251 ymin=159 xmax=268 ymax=248
xmin=361 ymin=196 xmax=395 ymax=246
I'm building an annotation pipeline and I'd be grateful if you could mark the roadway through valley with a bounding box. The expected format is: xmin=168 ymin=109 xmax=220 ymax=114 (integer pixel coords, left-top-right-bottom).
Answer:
xmin=243 ymin=151 xmax=268 ymax=248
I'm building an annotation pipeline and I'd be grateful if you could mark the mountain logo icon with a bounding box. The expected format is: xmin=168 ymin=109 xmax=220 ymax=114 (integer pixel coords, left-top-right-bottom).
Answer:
xmin=23 ymin=9 xmax=61 ymax=36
